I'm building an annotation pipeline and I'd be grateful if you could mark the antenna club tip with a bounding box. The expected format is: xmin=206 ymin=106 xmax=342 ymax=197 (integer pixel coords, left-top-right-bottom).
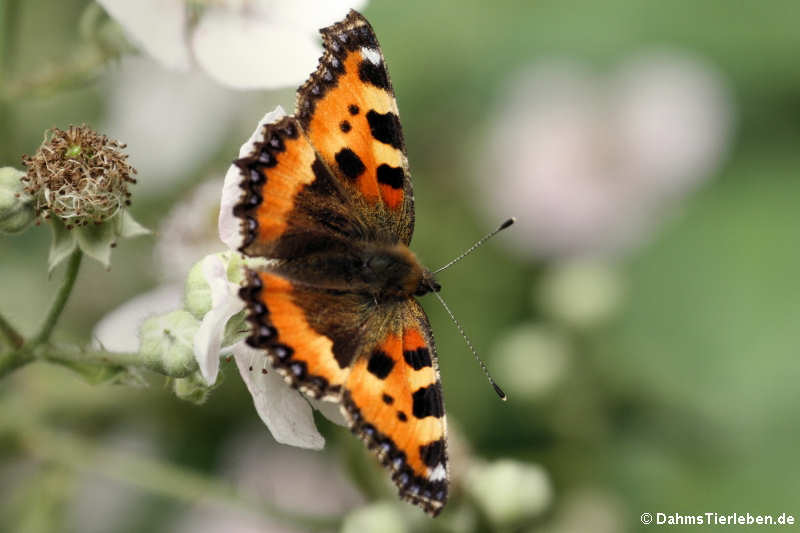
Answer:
xmin=492 ymin=383 xmax=507 ymax=401
xmin=499 ymin=218 xmax=515 ymax=230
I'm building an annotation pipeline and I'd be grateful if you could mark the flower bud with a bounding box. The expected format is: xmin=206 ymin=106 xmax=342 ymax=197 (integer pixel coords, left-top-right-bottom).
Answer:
xmin=0 ymin=166 xmax=35 ymax=234
xmin=341 ymin=502 xmax=409 ymax=533
xmin=493 ymin=324 xmax=570 ymax=400
xmin=21 ymin=125 xmax=137 ymax=227
xmin=173 ymin=371 xmax=214 ymax=404
xmin=139 ymin=310 xmax=200 ymax=376
xmin=538 ymin=260 xmax=623 ymax=329
xmin=185 ymin=251 xmax=246 ymax=319
xmin=465 ymin=460 xmax=552 ymax=528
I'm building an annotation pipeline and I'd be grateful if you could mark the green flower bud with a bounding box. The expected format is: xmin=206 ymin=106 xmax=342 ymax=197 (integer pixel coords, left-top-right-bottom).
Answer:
xmin=185 ymin=258 xmax=214 ymax=320
xmin=341 ymin=502 xmax=409 ymax=533
xmin=465 ymin=460 xmax=552 ymax=528
xmin=493 ymin=324 xmax=570 ymax=400
xmin=185 ymin=250 xmax=261 ymax=312
xmin=174 ymin=371 xmax=214 ymax=404
xmin=139 ymin=310 xmax=200 ymax=376
xmin=0 ymin=167 xmax=35 ymax=234
xmin=185 ymin=251 xmax=248 ymax=318
xmin=538 ymin=260 xmax=623 ymax=329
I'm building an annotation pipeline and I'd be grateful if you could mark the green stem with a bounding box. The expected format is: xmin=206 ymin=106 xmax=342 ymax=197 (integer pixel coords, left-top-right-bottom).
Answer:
xmin=32 ymin=249 xmax=82 ymax=346
xmin=0 ymin=250 xmax=83 ymax=379
xmin=7 ymin=420 xmax=342 ymax=531
xmin=44 ymin=347 xmax=196 ymax=378
xmin=0 ymin=312 xmax=23 ymax=349
xmin=0 ymin=347 xmax=32 ymax=379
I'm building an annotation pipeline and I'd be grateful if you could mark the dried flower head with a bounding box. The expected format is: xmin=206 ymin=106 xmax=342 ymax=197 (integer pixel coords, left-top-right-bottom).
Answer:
xmin=21 ymin=125 xmax=137 ymax=228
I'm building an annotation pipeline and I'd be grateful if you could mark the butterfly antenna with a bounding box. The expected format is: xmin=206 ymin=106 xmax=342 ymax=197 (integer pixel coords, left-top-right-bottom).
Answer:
xmin=433 ymin=218 xmax=515 ymax=275
xmin=431 ymin=290 xmax=507 ymax=402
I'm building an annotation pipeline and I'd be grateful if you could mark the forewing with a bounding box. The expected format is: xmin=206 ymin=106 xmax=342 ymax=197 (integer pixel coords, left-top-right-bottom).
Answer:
xmin=233 ymin=115 xmax=367 ymax=258
xmin=296 ymin=10 xmax=414 ymax=245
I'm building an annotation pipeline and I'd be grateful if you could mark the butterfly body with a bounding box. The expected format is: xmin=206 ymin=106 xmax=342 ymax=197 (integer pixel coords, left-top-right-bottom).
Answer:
xmin=233 ymin=11 xmax=449 ymax=516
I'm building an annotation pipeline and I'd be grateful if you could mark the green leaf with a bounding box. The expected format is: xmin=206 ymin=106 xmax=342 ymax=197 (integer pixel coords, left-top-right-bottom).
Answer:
xmin=117 ymin=210 xmax=150 ymax=238
xmin=47 ymin=218 xmax=78 ymax=274
xmin=75 ymin=219 xmax=116 ymax=269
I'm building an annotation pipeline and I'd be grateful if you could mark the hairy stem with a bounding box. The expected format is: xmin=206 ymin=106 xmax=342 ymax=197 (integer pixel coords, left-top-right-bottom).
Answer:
xmin=0 ymin=250 xmax=83 ymax=379
xmin=32 ymin=249 xmax=82 ymax=346
xmin=0 ymin=312 xmax=23 ymax=349
xmin=44 ymin=347 xmax=196 ymax=378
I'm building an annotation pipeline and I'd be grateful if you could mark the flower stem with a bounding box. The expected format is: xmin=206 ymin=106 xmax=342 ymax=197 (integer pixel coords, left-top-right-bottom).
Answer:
xmin=0 ymin=249 xmax=83 ymax=379
xmin=0 ymin=312 xmax=23 ymax=349
xmin=44 ymin=347 xmax=196 ymax=378
xmin=32 ymin=249 xmax=82 ymax=346
xmin=6 ymin=419 xmax=342 ymax=531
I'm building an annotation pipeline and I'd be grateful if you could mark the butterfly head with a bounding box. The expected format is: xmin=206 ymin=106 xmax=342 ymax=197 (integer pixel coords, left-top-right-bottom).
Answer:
xmin=415 ymin=268 xmax=441 ymax=297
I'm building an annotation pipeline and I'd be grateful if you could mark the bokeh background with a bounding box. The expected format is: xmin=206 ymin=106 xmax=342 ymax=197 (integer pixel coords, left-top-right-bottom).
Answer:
xmin=2 ymin=1 xmax=800 ymax=532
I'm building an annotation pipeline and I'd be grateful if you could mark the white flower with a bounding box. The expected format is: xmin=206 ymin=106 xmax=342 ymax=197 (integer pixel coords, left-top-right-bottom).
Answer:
xmin=98 ymin=0 xmax=368 ymax=90
xmin=478 ymin=51 xmax=733 ymax=258
xmin=192 ymin=254 xmax=245 ymax=385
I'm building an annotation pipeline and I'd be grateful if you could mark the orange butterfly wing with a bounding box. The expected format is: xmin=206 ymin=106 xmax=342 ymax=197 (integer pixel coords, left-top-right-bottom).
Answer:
xmin=297 ymin=10 xmax=414 ymax=245
xmin=343 ymin=300 xmax=448 ymax=515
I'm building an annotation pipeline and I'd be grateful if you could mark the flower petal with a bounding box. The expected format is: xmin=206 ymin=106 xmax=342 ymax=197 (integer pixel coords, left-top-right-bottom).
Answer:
xmin=191 ymin=8 xmax=321 ymax=90
xmin=97 ymin=0 xmax=191 ymax=71
xmin=218 ymin=106 xmax=286 ymax=251
xmin=233 ymin=343 xmax=326 ymax=450
xmin=308 ymin=398 xmax=348 ymax=427
xmin=193 ymin=255 xmax=244 ymax=384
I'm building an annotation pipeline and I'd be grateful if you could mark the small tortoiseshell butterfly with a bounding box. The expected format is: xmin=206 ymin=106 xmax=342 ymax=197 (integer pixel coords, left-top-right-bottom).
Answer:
xmin=233 ymin=10 xmax=450 ymax=516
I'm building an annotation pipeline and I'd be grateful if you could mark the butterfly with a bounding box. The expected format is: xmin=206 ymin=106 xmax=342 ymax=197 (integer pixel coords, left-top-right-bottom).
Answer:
xmin=232 ymin=10 xmax=448 ymax=516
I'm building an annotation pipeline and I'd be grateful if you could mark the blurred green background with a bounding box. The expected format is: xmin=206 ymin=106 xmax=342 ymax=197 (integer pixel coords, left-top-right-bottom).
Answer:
xmin=2 ymin=1 xmax=800 ymax=532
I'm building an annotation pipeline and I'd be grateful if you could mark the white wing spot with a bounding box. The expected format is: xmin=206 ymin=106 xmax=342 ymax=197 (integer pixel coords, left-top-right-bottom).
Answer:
xmin=428 ymin=462 xmax=446 ymax=482
xmin=361 ymin=47 xmax=382 ymax=66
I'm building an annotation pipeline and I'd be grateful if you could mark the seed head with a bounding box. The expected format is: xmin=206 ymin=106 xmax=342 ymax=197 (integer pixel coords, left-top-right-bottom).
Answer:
xmin=21 ymin=125 xmax=137 ymax=228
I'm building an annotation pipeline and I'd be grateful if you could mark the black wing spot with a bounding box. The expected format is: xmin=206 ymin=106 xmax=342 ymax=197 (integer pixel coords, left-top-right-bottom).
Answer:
xmin=367 ymin=349 xmax=395 ymax=379
xmin=359 ymin=59 xmax=390 ymax=90
xmin=382 ymin=393 xmax=394 ymax=405
xmin=419 ymin=439 xmax=446 ymax=468
xmin=335 ymin=148 xmax=366 ymax=180
xmin=366 ymin=110 xmax=402 ymax=149
xmin=403 ymin=347 xmax=432 ymax=370
xmin=348 ymin=104 xmax=360 ymax=115
xmin=397 ymin=411 xmax=408 ymax=422
xmin=412 ymin=384 xmax=444 ymax=419
xmin=340 ymin=120 xmax=352 ymax=133
xmin=377 ymin=164 xmax=404 ymax=190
